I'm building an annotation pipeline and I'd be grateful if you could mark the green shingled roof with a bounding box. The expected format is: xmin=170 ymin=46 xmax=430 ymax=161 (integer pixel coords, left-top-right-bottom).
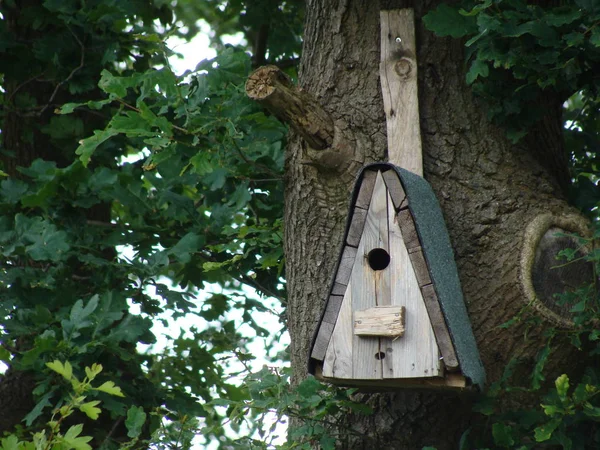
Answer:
xmin=389 ymin=165 xmax=486 ymax=390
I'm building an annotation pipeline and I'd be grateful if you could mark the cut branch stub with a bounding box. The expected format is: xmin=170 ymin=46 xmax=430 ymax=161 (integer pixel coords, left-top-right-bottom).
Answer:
xmin=245 ymin=65 xmax=334 ymax=150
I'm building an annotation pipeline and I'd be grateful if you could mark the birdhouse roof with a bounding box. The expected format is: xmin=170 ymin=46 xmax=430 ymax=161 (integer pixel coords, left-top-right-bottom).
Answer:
xmin=308 ymin=163 xmax=486 ymax=391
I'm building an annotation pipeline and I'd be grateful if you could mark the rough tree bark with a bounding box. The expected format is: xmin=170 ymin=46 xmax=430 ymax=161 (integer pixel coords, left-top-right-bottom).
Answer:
xmin=284 ymin=1 xmax=591 ymax=448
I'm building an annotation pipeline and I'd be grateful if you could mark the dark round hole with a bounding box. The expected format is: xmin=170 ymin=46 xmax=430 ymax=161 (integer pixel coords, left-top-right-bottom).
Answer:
xmin=368 ymin=248 xmax=390 ymax=271
xmin=375 ymin=352 xmax=386 ymax=360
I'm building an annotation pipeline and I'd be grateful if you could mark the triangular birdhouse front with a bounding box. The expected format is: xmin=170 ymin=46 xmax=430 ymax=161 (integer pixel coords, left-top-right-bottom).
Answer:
xmin=308 ymin=163 xmax=485 ymax=391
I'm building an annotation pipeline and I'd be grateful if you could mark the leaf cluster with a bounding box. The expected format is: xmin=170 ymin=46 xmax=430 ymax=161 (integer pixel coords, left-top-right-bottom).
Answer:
xmin=0 ymin=0 xmax=298 ymax=447
xmin=449 ymin=225 xmax=600 ymax=449
xmin=425 ymin=1 xmax=600 ymax=144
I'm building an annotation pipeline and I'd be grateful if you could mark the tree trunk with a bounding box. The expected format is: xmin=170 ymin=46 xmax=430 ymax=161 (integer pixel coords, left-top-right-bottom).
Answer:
xmin=285 ymin=1 xmax=590 ymax=448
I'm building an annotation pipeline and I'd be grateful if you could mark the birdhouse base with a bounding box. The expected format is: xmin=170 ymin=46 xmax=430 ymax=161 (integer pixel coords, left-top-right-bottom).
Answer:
xmin=313 ymin=364 xmax=468 ymax=391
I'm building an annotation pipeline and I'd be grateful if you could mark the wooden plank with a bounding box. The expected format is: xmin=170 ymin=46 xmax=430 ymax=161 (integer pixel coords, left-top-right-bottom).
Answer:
xmin=397 ymin=209 xmax=420 ymax=250
xmin=335 ymin=246 xmax=358 ymax=286
xmin=355 ymin=170 xmax=377 ymax=209
xmin=382 ymin=170 xmax=406 ymax=210
xmin=354 ymin=306 xmax=405 ymax=338
xmin=323 ymin=295 xmax=344 ymax=324
xmin=346 ymin=207 xmax=368 ymax=248
xmin=408 ymin=245 xmax=422 ymax=254
xmin=331 ymin=282 xmax=347 ymax=296
xmin=316 ymin=364 xmax=468 ymax=390
xmin=311 ymin=321 xmax=334 ymax=361
xmin=352 ymin=172 xmax=391 ymax=379
xmin=322 ymin=285 xmax=353 ymax=378
xmin=421 ymin=284 xmax=460 ymax=370
xmin=380 ymin=9 xmax=423 ymax=175
xmin=408 ymin=248 xmax=432 ymax=287
xmin=384 ymin=192 xmax=440 ymax=378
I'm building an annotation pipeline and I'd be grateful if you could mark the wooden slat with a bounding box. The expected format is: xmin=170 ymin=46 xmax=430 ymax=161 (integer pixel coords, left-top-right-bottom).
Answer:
xmin=323 ymin=295 xmax=344 ymax=324
xmin=384 ymin=191 xmax=441 ymax=378
xmin=351 ymin=172 xmax=390 ymax=379
xmin=397 ymin=209 xmax=420 ymax=250
xmin=421 ymin=284 xmax=460 ymax=370
xmin=322 ymin=285 xmax=353 ymax=378
xmin=355 ymin=170 xmax=377 ymax=209
xmin=311 ymin=321 xmax=334 ymax=361
xmin=354 ymin=306 xmax=405 ymax=338
xmin=316 ymin=364 xmax=468 ymax=390
xmin=408 ymin=248 xmax=432 ymax=287
xmin=382 ymin=170 xmax=406 ymax=210
xmin=335 ymin=246 xmax=358 ymax=286
xmin=346 ymin=207 xmax=368 ymax=247
xmin=331 ymin=282 xmax=347 ymax=296
xmin=380 ymin=9 xmax=423 ymax=175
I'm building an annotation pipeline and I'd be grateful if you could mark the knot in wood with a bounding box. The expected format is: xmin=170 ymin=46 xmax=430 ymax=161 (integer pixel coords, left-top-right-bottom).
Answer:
xmin=394 ymin=58 xmax=413 ymax=80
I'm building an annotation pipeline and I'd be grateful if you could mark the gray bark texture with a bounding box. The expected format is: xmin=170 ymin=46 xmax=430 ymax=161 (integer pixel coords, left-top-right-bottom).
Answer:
xmin=284 ymin=0 xmax=590 ymax=448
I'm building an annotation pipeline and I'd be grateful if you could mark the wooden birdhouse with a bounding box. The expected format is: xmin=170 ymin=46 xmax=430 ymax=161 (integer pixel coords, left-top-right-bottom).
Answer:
xmin=308 ymin=163 xmax=486 ymax=391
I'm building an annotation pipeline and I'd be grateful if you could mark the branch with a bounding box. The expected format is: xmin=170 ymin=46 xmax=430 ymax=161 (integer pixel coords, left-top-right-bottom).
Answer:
xmin=245 ymin=65 xmax=334 ymax=150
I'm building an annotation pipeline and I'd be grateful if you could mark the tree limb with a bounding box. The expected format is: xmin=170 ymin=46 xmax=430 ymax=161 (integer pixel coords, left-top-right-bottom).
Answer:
xmin=245 ymin=65 xmax=334 ymax=150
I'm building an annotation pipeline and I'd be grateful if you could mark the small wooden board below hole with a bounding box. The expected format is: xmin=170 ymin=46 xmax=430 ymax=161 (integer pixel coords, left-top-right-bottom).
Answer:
xmin=354 ymin=306 xmax=405 ymax=338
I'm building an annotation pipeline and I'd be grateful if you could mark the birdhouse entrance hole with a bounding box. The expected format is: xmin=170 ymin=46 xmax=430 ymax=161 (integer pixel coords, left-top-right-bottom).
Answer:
xmin=368 ymin=248 xmax=390 ymax=270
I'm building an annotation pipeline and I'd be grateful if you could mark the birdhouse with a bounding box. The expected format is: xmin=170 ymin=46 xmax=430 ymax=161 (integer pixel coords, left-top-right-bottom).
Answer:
xmin=308 ymin=163 xmax=485 ymax=391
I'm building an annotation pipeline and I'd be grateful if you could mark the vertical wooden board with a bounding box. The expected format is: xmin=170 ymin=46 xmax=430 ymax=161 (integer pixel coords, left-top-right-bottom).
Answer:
xmin=382 ymin=170 xmax=406 ymax=210
xmin=355 ymin=170 xmax=377 ymax=209
xmin=331 ymin=282 xmax=347 ymax=296
xmin=421 ymin=284 xmax=460 ymax=370
xmin=409 ymin=249 xmax=432 ymax=286
xmin=323 ymin=295 xmax=344 ymax=324
xmin=311 ymin=321 xmax=334 ymax=361
xmin=322 ymin=285 xmax=353 ymax=378
xmin=383 ymin=194 xmax=441 ymax=378
xmin=397 ymin=209 xmax=420 ymax=250
xmin=351 ymin=172 xmax=391 ymax=379
xmin=335 ymin=246 xmax=358 ymax=286
xmin=380 ymin=9 xmax=423 ymax=175
xmin=346 ymin=207 xmax=368 ymax=247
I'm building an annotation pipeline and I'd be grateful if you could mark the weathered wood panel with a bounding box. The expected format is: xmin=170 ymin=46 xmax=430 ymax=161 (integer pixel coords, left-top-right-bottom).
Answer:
xmin=346 ymin=207 xmax=368 ymax=248
xmin=384 ymin=193 xmax=441 ymax=378
xmin=382 ymin=170 xmax=406 ymax=210
xmin=310 ymin=321 xmax=334 ymax=361
xmin=322 ymin=285 xmax=353 ymax=378
xmin=335 ymin=246 xmax=358 ymax=286
xmin=323 ymin=295 xmax=344 ymax=324
xmin=355 ymin=170 xmax=377 ymax=209
xmin=380 ymin=10 xmax=423 ymax=175
xmin=331 ymin=282 xmax=347 ymax=296
xmin=397 ymin=208 xmax=420 ymax=250
xmin=421 ymin=284 xmax=460 ymax=370
xmin=354 ymin=306 xmax=405 ymax=337
xmin=351 ymin=171 xmax=390 ymax=379
xmin=408 ymin=248 xmax=432 ymax=287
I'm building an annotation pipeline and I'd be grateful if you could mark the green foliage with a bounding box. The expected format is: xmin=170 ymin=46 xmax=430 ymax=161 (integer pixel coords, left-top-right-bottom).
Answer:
xmin=424 ymin=1 xmax=600 ymax=145
xmin=0 ymin=361 xmax=126 ymax=450
xmin=206 ymin=366 xmax=373 ymax=449
xmin=1 ymin=0 xmax=598 ymax=448
xmin=457 ymin=225 xmax=600 ymax=449
xmin=0 ymin=0 xmax=298 ymax=447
